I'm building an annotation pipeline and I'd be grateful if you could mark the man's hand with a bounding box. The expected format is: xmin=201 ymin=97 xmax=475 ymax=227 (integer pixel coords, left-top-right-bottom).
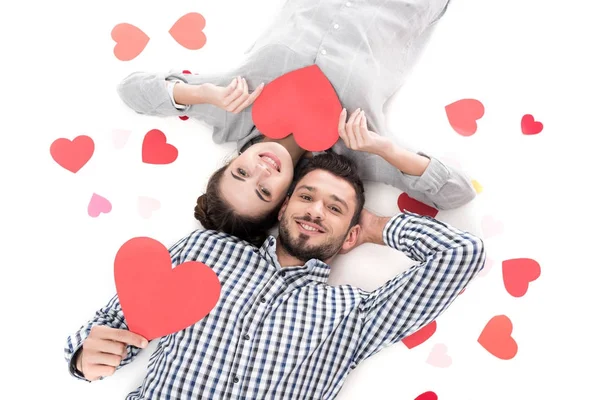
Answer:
xmin=338 ymin=108 xmax=390 ymax=155
xmin=339 ymin=209 xmax=388 ymax=254
xmin=199 ymin=76 xmax=265 ymax=113
xmin=75 ymin=326 xmax=148 ymax=381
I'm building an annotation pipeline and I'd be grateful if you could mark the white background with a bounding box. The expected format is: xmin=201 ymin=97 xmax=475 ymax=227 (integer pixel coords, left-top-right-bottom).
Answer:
xmin=1 ymin=0 xmax=599 ymax=399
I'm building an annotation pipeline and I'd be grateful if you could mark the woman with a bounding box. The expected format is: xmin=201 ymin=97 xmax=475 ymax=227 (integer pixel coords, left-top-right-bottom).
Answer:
xmin=117 ymin=0 xmax=472 ymax=246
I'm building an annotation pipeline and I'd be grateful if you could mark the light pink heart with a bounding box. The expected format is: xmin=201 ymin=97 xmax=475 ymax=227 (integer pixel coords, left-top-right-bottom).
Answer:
xmin=88 ymin=193 xmax=112 ymax=217
xmin=138 ymin=196 xmax=161 ymax=219
xmin=478 ymin=258 xmax=494 ymax=277
xmin=112 ymin=129 xmax=132 ymax=149
xmin=426 ymin=344 xmax=452 ymax=368
xmin=481 ymin=215 xmax=504 ymax=238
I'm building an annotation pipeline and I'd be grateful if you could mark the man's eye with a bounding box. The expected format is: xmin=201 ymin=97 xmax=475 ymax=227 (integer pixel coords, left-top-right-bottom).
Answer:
xmin=261 ymin=187 xmax=271 ymax=196
xmin=300 ymin=194 xmax=311 ymax=201
xmin=237 ymin=168 xmax=248 ymax=177
xmin=330 ymin=206 xmax=341 ymax=213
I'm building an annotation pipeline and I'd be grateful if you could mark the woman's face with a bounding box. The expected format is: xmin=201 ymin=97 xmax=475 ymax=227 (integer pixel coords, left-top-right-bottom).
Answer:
xmin=219 ymin=142 xmax=295 ymax=218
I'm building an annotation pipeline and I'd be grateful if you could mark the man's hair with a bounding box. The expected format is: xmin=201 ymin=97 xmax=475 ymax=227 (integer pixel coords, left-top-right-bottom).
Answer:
xmin=291 ymin=152 xmax=365 ymax=227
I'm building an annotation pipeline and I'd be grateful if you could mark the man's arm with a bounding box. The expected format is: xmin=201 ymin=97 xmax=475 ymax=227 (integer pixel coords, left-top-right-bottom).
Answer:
xmin=64 ymin=234 xmax=190 ymax=381
xmin=350 ymin=211 xmax=485 ymax=364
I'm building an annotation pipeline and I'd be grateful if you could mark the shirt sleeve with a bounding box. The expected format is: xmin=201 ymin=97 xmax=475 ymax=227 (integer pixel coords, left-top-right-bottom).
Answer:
xmin=63 ymin=234 xmax=191 ymax=381
xmin=352 ymin=212 xmax=485 ymax=364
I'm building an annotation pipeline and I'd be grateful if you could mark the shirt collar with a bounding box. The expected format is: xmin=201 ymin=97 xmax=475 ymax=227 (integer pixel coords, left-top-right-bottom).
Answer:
xmin=259 ymin=235 xmax=331 ymax=285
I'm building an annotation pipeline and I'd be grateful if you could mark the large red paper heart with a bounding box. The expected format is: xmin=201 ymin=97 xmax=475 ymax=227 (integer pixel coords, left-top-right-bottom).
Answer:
xmin=142 ymin=129 xmax=178 ymax=164
xmin=478 ymin=315 xmax=518 ymax=360
xmin=402 ymin=320 xmax=437 ymax=349
xmin=502 ymin=258 xmax=540 ymax=297
xmin=415 ymin=391 xmax=438 ymax=400
xmin=445 ymin=99 xmax=485 ymax=136
xmin=50 ymin=135 xmax=94 ymax=173
xmin=111 ymin=23 xmax=149 ymax=61
xmin=397 ymin=193 xmax=439 ymax=218
xmin=252 ymin=65 xmax=342 ymax=151
xmin=114 ymin=237 xmax=221 ymax=340
xmin=521 ymin=114 xmax=543 ymax=135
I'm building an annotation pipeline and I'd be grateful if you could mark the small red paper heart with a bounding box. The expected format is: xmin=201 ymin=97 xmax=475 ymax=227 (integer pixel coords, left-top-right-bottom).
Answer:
xmin=478 ymin=315 xmax=518 ymax=360
xmin=50 ymin=135 xmax=94 ymax=173
xmin=502 ymin=258 xmax=540 ymax=297
xmin=402 ymin=320 xmax=437 ymax=349
xmin=521 ymin=114 xmax=543 ymax=135
xmin=445 ymin=99 xmax=485 ymax=136
xmin=111 ymin=23 xmax=150 ymax=61
xmin=415 ymin=392 xmax=438 ymax=400
xmin=397 ymin=193 xmax=439 ymax=218
xmin=114 ymin=237 xmax=221 ymax=340
xmin=169 ymin=13 xmax=207 ymax=50
xmin=252 ymin=65 xmax=342 ymax=151
xmin=142 ymin=129 xmax=178 ymax=164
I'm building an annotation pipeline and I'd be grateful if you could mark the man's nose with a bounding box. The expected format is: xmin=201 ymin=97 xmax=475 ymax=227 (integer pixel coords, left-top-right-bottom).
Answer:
xmin=306 ymin=201 xmax=325 ymax=220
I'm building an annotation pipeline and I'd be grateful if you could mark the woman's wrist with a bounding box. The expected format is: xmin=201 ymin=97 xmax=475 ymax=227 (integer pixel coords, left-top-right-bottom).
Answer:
xmin=173 ymin=82 xmax=207 ymax=105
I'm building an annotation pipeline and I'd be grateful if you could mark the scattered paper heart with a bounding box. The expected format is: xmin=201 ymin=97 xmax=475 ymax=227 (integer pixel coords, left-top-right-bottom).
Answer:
xmin=481 ymin=215 xmax=504 ymax=238
xmin=169 ymin=13 xmax=207 ymax=50
xmin=50 ymin=135 xmax=95 ymax=173
xmin=142 ymin=129 xmax=178 ymax=165
xmin=138 ymin=196 xmax=161 ymax=219
xmin=478 ymin=315 xmax=518 ymax=360
xmin=502 ymin=258 xmax=541 ymax=297
xmin=402 ymin=321 xmax=437 ymax=349
xmin=112 ymin=129 xmax=132 ymax=149
xmin=521 ymin=114 xmax=543 ymax=135
xmin=415 ymin=391 xmax=438 ymax=400
xmin=88 ymin=193 xmax=112 ymax=218
xmin=397 ymin=193 xmax=439 ymax=218
xmin=445 ymin=99 xmax=485 ymax=136
xmin=111 ymin=23 xmax=149 ymax=61
xmin=426 ymin=344 xmax=452 ymax=368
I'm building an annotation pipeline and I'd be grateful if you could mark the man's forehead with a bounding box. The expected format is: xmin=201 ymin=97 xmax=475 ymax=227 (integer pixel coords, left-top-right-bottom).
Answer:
xmin=295 ymin=170 xmax=354 ymax=195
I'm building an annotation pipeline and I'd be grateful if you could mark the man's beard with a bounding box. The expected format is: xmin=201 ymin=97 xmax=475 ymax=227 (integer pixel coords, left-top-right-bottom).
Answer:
xmin=278 ymin=214 xmax=347 ymax=264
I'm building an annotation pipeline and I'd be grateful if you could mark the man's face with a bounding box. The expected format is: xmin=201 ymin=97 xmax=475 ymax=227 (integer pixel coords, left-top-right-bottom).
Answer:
xmin=277 ymin=170 xmax=360 ymax=263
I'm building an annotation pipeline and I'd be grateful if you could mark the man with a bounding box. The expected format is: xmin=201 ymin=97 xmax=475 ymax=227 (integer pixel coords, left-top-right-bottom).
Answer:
xmin=65 ymin=152 xmax=485 ymax=399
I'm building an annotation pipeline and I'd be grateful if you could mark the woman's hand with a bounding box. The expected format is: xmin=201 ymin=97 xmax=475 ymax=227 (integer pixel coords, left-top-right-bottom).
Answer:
xmin=198 ymin=76 xmax=265 ymax=113
xmin=338 ymin=108 xmax=390 ymax=156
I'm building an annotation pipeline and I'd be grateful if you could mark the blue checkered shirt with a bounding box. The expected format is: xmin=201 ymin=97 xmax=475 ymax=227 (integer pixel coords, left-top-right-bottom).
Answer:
xmin=65 ymin=212 xmax=485 ymax=399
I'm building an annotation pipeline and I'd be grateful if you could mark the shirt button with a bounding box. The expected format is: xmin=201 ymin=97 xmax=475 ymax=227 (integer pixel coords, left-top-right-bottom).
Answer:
xmin=260 ymin=297 xmax=266 ymax=303
xmin=243 ymin=334 xmax=250 ymax=340
xmin=321 ymin=49 xmax=327 ymax=55
xmin=253 ymin=248 xmax=259 ymax=253
xmin=233 ymin=376 xmax=239 ymax=383
xmin=333 ymin=23 xmax=339 ymax=29
xmin=350 ymin=362 xmax=357 ymax=370
xmin=346 ymin=1 xmax=351 ymax=6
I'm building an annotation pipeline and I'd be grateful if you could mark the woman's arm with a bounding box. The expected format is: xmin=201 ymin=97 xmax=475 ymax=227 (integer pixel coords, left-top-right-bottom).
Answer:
xmin=337 ymin=108 xmax=476 ymax=210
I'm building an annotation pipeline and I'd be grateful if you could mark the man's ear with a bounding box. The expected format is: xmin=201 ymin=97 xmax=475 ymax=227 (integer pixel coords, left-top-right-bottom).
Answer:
xmin=340 ymin=224 xmax=361 ymax=254
xmin=278 ymin=197 xmax=290 ymax=221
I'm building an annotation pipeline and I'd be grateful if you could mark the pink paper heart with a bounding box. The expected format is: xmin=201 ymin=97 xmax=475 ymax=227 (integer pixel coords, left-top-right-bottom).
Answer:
xmin=88 ymin=193 xmax=112 ymax=218
xmin=138 ymin=196 xmax=161 ymax=219
xmin=112 ymin=129 xmax=132 ymax=149
xmin=426 ymin=344 xmax=452 ymax=368
xmin=481 ymin=215 xmax=503 ymax=238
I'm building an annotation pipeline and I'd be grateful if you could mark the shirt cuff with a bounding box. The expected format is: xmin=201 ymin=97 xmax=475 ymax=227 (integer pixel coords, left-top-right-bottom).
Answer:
xmin=408 ymin=152 xmax=451 ymax=193
xmin=166 ymin=79 xmax=189 ymax=111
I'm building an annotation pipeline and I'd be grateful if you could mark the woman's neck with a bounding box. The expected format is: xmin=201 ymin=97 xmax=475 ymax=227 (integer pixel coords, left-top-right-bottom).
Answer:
xmin=262 ymin=135 xmax=307 ymax=166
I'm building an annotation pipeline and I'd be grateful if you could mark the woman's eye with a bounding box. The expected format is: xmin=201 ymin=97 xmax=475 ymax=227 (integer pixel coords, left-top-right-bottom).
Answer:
xmin=261 ymin=187 xmax=271 ymax=196
xmin=237 ymin=168 xmax=247 ymax=177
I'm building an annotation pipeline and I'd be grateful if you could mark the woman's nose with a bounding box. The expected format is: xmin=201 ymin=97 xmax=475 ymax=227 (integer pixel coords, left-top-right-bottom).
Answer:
xmin=254 ymin=162 xmax=272 ymax=177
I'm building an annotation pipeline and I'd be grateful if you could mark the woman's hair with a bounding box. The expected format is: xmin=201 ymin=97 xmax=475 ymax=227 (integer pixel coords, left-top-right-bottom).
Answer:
xmin=194 ymin=163 xmax=282 ymax=247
